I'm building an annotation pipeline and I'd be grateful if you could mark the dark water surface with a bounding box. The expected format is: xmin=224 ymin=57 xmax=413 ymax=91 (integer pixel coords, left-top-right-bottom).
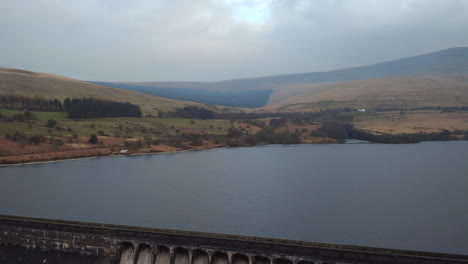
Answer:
xmin=1 ymin=142 xmax=468 ymax=254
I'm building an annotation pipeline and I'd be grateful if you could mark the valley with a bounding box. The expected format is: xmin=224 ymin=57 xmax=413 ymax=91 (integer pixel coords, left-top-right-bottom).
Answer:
xmin=1 ymin=47 xmax=468 ymax=165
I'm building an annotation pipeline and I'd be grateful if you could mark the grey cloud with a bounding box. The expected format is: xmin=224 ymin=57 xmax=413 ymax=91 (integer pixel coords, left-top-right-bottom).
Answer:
xmin=0 ymin=0 xmax=467 ymax=82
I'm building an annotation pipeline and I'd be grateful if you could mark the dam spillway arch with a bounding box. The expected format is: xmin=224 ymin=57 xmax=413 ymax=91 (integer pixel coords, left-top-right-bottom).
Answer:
xmin=0 ymin=214 xmax=467 ymax=264
xmin=117 ymin=245 xmax=280 ymax=264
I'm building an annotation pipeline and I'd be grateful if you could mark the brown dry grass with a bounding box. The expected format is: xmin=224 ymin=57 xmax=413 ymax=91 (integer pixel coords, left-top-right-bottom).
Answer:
xmin=0 ymin=148 xmax=113 ymax=165
xmin=274 ymin=123 xmax=320 ymax=134
xmin=355 ymin=110 xmax=468 ymax=134
xmin=265 ymin=74 xmax=468 ymax=112
xmin=150 ymin=144 xmax=182 ymax=152
xmin=226 ymin=120 xmax=264 ymax=135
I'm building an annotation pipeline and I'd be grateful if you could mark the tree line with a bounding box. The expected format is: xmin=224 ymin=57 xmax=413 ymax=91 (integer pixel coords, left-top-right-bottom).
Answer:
xmin=0 ymin=94 xmax=142 ymax=119
xmin=163 ymin=125 xmax=302 ymax=149
xmin=0 ymin=94 xmax=63 ymax=111
xmin=308 ymin=121 xmax=468 ymax=143
xmin=162 ymin=106 xmax=354 ymax=122
xmin=349 ymin=128 xmax=468 ymax=143
xmin=64 ymin=98 xmax=142 ymax=119
xmin=161 ymin=106 xmax=215 ymax=119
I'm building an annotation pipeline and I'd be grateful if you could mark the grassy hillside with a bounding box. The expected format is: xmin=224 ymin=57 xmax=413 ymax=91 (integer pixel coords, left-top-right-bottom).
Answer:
xmin=126 ymin=47 xmax=468 ymax=92
xmin=4 ymin=47 xmax=467 ymax=113
xmin=354 ymin=110 xmax=468 ymax=134
xmin=0 ymin=108 xmax=230 ymax=137
xmin=116 ymin=47 xmax=468 ymax=110
xmin=264 ymin=74 xmax=468 ymax=111
xmin=211 ymin=47 xmax=468 ymax=91
xmin=0 ymin=68 xmax=204 ymax=115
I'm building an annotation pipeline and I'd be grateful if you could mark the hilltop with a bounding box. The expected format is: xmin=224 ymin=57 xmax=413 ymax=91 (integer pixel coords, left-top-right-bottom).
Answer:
xmin=209 ymin=47 xmax=468 ymax=91
xmin=122 ymin=47 xmax=468 ymax=91
xmin=94 ymin=47 xmax=468 ymax=110
xmin=0 ymin=68 xmax=205 ymax=115
xmin=5 ymin=47 xmax=466 ymax=112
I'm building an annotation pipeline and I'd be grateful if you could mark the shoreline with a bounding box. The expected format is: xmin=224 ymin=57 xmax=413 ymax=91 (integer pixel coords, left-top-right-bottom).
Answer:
xmin=0 ymin=145 xmax=229 ymax=168
xmin=1 ymin=139 xmax=465 ymax=168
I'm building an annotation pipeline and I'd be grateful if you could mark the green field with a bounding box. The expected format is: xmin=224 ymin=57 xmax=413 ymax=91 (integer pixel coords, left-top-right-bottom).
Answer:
xmin=0 ymin=109 xmax=68 ymax=120
xmin=0 ymin=108 xmax=230 ymax=139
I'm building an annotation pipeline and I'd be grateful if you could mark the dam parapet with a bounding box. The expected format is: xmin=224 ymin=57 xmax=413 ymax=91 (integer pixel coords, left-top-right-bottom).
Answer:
xmin=0 ymin=214 xmax=467 ymax=264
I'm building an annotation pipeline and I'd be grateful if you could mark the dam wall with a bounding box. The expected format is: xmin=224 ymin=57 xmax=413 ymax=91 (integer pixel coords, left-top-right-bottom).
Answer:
xmin=0 ymin=214 xmax=467 ymax=264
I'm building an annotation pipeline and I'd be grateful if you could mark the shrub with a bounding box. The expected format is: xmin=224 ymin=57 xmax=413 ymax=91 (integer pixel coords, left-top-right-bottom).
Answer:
xmin=227 ymin=126 xmax=243 ymax=138
xmin=12 ymin=114 xmax=26 ymax=121
xmin=97 ymin=130 xmax=108 ymax=136
xmin=269 ymin=118 xmax=287 ymax=128
xmin=27 ymin=135 xmax=45 ymax=145
xmin=190 ymin=137 xmax=203 ymax=146
xmin=88 ymin=134 xmax=98 ymax=144
xmin=23 ymin=110 xmax=31 ymax=119
xmin=124 ymin=140 xmax=143 ymax=150
xmin=8 ymin=131 xmax=26 ymax=141
xmin=51 ymin=139 xmax=64 ymax=148
xmin=45 ymin=119 xmax=57 ymax=128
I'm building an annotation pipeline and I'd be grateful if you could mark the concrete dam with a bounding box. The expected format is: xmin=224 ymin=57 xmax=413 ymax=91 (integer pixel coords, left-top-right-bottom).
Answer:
xmin=0 ymin=215 xmax=467 ymax=264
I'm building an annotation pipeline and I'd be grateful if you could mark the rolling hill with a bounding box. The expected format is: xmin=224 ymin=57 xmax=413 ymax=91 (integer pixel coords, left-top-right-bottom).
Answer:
xmin=104 ymin=47 xmax=468 ymax=111
xmin=4 ymin=47 xmax=468 ymax=113
xmin=0 ymin=68 xmax=206 ymax=115
xmin=263 ymin=74 xmax=468 ymax=111
xmin=123 ymin=47 xmax=468 ymax=91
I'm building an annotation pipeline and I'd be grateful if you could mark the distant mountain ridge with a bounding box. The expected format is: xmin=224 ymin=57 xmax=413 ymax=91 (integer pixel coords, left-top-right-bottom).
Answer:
xmin=2 ymin=47 xmax=467 ymax=112
xmin=90 ymin=47 xmax=468 ymax=109
xmin=122 ymin=47 xmax=468 ymax=92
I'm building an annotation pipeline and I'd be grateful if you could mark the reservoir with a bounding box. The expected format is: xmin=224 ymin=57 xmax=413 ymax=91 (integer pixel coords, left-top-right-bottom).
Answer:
xmin=0 ymin=141 xmax=467 ymax=255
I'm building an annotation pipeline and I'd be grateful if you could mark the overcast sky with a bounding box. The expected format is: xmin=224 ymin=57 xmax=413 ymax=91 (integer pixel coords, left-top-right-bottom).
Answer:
xmin=1 ymin=0 xmax=468 ymax=81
